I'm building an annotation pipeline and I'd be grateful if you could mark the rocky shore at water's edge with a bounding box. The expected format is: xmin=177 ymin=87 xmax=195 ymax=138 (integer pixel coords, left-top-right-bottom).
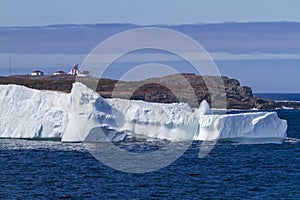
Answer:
xmin=0 ymin=73 xmax=298 ymax=110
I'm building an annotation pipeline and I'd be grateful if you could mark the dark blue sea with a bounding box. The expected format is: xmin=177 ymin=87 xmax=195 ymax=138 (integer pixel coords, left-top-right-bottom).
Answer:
xmin=255 ymin=93 xmax=300 ymax=101
xmin=1 ymin=94 xmax=300 ymax=199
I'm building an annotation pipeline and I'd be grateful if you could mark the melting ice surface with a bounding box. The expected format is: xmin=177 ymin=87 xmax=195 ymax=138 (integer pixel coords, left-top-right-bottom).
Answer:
xmin=0 ymin=83 xmax=287 ymax=143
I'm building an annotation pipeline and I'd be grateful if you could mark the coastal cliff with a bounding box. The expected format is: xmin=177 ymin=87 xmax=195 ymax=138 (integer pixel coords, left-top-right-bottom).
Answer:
xmin=0 ymin=73 xmax=296 ymax=109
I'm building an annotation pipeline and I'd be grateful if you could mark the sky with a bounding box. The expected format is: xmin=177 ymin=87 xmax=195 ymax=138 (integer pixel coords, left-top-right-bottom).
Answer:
xmin=0 ymin=0 xmax=300 ymax=93
xmin=1 ymin=0 xmax=300 ymax=26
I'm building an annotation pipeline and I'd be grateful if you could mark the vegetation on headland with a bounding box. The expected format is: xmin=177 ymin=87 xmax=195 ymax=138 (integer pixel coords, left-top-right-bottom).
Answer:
xmin=0 ymin=74 xmax=298 ymax=109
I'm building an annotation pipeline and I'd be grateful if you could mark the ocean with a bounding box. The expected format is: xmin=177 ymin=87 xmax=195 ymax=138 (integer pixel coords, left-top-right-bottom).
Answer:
xmin=1 ymin=94 xmax=300 ymax=199
xmin=255 ymin=93 xmax=300 ymax=102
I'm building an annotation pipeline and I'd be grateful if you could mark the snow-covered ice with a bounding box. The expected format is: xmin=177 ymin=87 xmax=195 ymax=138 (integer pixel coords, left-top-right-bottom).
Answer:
xmin=0 ymin=83 xmax=288 ymax=142
xmin=62 ymin=82 xmax=198 ymax=142
xmin=0 ymin=84 xmax=69 ymax=138
xmin=197 ymin=112 xmax=287 ymax=141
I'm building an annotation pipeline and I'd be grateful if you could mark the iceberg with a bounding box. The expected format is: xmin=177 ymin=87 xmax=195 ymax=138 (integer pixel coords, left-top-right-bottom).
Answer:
xmin=0 ymin=84 xmax=69 ymax=138
xmin=62 ymin=82 xmax=198 ymax=142
xmin=0 ymin=83 xmax=287 ymax=143
xmin=197 ymin=112 xmax=287 ymax=142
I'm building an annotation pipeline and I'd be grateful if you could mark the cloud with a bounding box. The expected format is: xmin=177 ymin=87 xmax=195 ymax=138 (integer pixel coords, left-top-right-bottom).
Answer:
xmin=210 ymin=52 xmax=300 ymax=60
xmin=82 ymin=51 xmax=300 ymax=64
xmin=2 ymin=52 xmax=300 ymax=70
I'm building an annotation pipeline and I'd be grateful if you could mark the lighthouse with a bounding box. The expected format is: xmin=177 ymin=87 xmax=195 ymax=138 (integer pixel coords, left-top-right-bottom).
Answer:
xmin=69 ymin=64 xmax=79 ymax=76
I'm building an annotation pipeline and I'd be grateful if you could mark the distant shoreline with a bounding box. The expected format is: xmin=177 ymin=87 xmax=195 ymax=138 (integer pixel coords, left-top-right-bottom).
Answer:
xmin=1 ymin=74 xmax=299 ymax=110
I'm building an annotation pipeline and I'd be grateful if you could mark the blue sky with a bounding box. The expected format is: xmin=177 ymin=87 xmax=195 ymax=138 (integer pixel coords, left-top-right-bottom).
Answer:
xmin=0 ymin=1 xmax=300 ymax=93
xmin=1 ymin=0 xmax=300 ymax=26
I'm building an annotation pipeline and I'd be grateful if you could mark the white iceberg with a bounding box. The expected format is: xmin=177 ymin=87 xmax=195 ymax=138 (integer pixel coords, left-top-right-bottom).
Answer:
xmin=197 ymin=112 xmax=287 ymax=142
xmin=0 ymin=84 xmax=69 ymax=138
xmin=63 ymin=82 xmax=198 ymax=142
xmin=0 ymin=83 xmax=287 ymax=143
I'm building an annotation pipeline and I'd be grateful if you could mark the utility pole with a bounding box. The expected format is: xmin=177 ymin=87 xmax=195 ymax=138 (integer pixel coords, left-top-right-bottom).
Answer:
xmin=9 ymin=56 xmax=12 ymax=76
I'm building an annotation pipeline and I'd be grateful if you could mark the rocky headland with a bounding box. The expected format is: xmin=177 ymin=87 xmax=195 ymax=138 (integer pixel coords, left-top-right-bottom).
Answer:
xmin=0 ymin=73 xmax=298 ymax=110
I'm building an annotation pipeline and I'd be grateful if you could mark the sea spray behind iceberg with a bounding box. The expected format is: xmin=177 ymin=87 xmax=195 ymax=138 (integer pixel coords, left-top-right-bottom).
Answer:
xmin=198 ymin=100 xmax=211 ymax=115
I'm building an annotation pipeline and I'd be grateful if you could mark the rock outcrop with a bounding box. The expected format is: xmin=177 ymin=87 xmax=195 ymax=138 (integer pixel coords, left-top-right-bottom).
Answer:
xmin=106 ymin=73 xmax=276 ymax=109
xmin=0 ymin=73 xmax=297 ymax=109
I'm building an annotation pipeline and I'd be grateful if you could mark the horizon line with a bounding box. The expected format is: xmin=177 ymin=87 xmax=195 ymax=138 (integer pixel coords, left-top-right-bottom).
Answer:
xmin=1 ymin=20 xmax=300 ymax=28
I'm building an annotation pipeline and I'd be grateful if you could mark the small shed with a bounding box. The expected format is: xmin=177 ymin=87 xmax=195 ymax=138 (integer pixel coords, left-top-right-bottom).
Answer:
xmin=53 ymin=71 xmax=67 ymax=76
xmin=31 ymin=70 xmax=44 ymax=76
xmin=78 ymin=70 xmax=90 ymax=77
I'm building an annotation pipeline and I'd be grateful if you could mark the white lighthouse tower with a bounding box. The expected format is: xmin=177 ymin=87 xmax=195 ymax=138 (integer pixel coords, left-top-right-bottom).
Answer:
xmin=69 ymin=64 xmax=79 ymax=76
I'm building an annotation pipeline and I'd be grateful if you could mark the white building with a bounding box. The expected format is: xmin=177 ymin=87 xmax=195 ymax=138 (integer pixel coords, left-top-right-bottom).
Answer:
xmin=78 ymin=70 xmax=91 ymax=77
xmin=31 ymin=70 xmax=44 ymax=76
xmin=69 ymin=64 xmax=79 ymax=75
xmin=53 ymin=71 xmax=67 ymax=76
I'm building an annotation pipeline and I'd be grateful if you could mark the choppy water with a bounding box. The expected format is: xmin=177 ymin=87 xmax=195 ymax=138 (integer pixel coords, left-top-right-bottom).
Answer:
xmin=1 ymin=109 xmax=300 ymax=199
xmin=255 ymin=93 xmax=300 ymax=101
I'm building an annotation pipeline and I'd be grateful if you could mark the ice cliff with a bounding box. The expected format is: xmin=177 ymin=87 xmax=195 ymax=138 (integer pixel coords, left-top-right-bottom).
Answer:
xmin=0 ymin=83 xmax=287 ymax=142
xmin=0 ymin=84 xmax=69 ymax=138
